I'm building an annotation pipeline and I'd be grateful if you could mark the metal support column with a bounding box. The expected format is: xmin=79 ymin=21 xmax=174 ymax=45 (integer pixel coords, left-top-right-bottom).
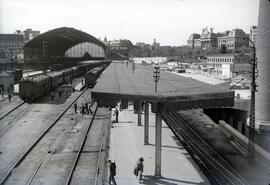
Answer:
xmin=138 ymin=101 xmax=142 ymax=126
xmin=144 ymin=102 xmax=149 ymax=145
xmin=155 ymin=106 xmax=162 ymax=176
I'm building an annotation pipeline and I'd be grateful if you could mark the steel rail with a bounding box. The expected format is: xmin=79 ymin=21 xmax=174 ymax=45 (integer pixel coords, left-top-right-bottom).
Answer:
xmin=172 ymin=111 xmax=247 ymax=184
xmin=160 ymin=106 xmax=247 ymax=185
xmin=94 ymin=116 xmax=107 ymax=185
xmin=0 ymin=89 xmax=87 ymax=185
xmin=26 ymin=90 xmax=93 ymax=185
xmin=160 ymin=109 xmax=224 ymax=185
xmin=65 ymin=104 xmax=98 ymax=185
xmin=0 ymin=103 xmax=31 ymax=138
xmin=0 ymin=102 xmax=25 ymax=121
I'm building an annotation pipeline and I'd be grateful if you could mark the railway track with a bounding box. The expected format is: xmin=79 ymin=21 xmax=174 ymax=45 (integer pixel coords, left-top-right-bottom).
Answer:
xmin=65 ymin=105 xmax=99 ymax=185
xmin=0 ymin=89 xmax=87 ymax=185
xmin=21 ymin=106 xmax=107 ymax=185
xmin=0 ymin=97 xmax=8 ymax=103
xmin=0 ymin=102 xmax=30 ymax=137
xmin=0 ymin=101 xmax=26 ymax=121
xmin=160 ymin=106 xmax=247 ymax=185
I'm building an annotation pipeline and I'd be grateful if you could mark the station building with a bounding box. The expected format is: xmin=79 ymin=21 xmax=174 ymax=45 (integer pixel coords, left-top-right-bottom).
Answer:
xmin=207 ymin=53 xmax=251 ymax=78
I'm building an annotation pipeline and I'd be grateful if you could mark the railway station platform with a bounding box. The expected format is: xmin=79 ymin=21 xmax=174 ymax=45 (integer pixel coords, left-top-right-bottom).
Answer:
xmin=109 ymin=106 xmax=210 ymax=185
xmin=92 ymin=61 xmax=235 ymax=176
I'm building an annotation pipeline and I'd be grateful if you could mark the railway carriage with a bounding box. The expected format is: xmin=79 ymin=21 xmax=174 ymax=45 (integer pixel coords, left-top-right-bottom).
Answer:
xmin=19 ymin=75 xmax=51 ymax=101
xmin=19 ymin=60 xmax=111 ymax=101
xmin=62 ymin=68 xmax=73 ymax=83
xmin=48 ymin=71 xmax=64 ymax=89
xmin=84 ymin=64 xmax=108 ymax=87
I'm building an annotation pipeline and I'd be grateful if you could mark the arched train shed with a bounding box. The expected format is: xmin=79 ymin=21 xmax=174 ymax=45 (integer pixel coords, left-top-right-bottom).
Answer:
xmin=24 ymin=27 xmax=107 ymax=65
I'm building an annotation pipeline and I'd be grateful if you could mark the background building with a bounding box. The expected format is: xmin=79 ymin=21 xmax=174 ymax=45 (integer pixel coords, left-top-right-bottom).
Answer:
xmin=207 ymin=53 xmax=250 ymax=78
xmin=187 ymin=27 xmax=251 ymax=52
xmin=200 ymin=27 xmax=218 ymax=50
xmin=187 ymin=33 xmax=200 ymax=49
xmin=217 ymin=28 xmax=249 ymax=50
xmin=107 ymin=39 xmax=133 ymax=59
xmin=14 ymin=28 xmax=40 ymax=43
xmin=0 ymin=34 xmax=24 ymax=61
xmin=249 ymin=26 xmax=257 ymax=47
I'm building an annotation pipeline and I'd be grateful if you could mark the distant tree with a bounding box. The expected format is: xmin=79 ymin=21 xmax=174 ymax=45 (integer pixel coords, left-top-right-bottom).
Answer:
xmin=205 ymin=47 xmax=219 ymax=55
xmin=234 ymin=45 xmax=253 ymax=55
xmin=192 ymin=49 xmax=203 ymax=59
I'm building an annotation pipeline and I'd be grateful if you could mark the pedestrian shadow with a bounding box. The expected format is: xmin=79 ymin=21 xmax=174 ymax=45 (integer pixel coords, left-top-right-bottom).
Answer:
xmin=141 ymin=176 xmax=205 ymax=185
xmin=115 ymin=121 xmax=135 ymax=123
xmin=147 ymin=143 xmax=184 ymax=150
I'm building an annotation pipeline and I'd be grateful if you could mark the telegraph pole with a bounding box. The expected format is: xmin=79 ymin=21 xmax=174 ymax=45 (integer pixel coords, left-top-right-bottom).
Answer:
xmin=153 ymin=64 xmax=160 ymax=92
xmin=42 ymin=40 xmax=48 ymax=58
xmin=248 ymin=39 xmax=258 ymax=159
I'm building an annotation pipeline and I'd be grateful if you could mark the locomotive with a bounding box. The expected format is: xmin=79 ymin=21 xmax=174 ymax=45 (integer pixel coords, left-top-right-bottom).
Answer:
xmin=19 ymin=60 xmax=110 ymax=101
xmin=84 ymin=64 xmax=108 ymax=87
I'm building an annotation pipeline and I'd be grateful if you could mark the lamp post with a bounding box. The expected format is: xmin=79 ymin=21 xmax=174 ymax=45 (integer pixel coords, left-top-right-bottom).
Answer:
xmin=153 ymin=64 xmax=160 ymax=92
xmin=8 ymin=49 xmax=14 ymax=71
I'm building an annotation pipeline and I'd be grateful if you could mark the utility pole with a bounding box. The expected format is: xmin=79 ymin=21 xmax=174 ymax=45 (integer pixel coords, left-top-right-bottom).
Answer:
xmin=42 ymin=40 xmax=48 ymax=58
xmin=132 ymin=62 xmax=135 ymax=73
xmin=248 ymin=39 xmax=258 ymax=159
xmin=153 ymin=64 xmax=160 ymax=92
xmin=9 ymin=50 xmax=14 ymax=71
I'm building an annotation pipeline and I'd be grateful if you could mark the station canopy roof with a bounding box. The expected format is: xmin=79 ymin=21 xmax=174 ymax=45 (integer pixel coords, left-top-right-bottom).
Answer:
xmin=92 ymin=62 xmax=235 ymax=111
xmin=24 ymin=27 xmax=106 ymax=53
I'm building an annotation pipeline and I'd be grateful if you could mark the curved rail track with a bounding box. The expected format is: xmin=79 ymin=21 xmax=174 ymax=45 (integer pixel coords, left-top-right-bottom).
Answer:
xmin=160 ymin=106 xmax=247 ymax=185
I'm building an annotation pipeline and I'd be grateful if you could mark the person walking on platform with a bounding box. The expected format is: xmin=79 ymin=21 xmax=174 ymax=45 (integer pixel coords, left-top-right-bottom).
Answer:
xmin=88 ymin=102 xmax=93 ymax=114
xmin=1 ymin=88 xmax=4 ymax=99
xmin=8 ymin=93 xmax=11 ymax=102
xmin=74 ymin=102 xmax=77 ymax=114
xmin=108 ymin=160 xmax=117 ymax=185
xmin=51 ymin=91 xmax=54 ymax=100
xmin=85 ymin=102 xmax=89 ymax=114
xmin=134 ymin=157 xmax=144 ymax=183
xmin=58 ymin=89 xmax=62 ymax=98
xmin=81 ymin=103 xmax=85 ymax=114
xmin=115 ymin=108 xmax=119 ymax=123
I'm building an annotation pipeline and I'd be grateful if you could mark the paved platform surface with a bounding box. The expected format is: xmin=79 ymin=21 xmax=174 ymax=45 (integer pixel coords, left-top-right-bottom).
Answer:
xmin=109 ymin=106 xmax=210 ymax=185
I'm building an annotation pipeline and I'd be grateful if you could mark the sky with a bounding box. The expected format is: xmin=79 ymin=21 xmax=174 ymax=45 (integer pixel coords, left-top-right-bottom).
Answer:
xmin=0 ymin=0 xmax=259 ymax=46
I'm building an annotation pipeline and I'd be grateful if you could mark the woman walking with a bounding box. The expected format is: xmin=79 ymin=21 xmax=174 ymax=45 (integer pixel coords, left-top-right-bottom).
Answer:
xmin=134 ymin=157 xmax=144 ymax=183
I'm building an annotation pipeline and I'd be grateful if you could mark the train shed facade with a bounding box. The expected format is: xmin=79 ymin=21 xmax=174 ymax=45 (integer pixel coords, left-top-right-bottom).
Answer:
xmin=24 ymin=27 xmax=107 ymax=64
